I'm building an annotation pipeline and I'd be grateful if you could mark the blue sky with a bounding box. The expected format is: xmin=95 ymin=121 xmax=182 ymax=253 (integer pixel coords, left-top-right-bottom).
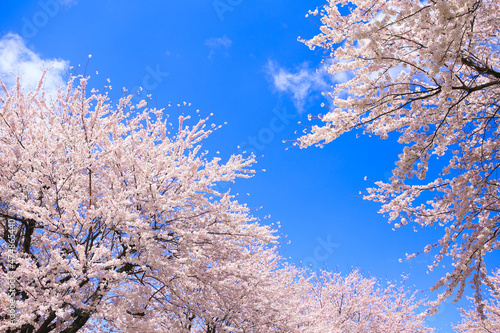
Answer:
xmin=0 ymin=1 xmax=483 ymax=331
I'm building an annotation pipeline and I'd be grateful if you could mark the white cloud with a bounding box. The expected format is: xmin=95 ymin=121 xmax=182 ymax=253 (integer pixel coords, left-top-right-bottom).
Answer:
xmin=205 ymin=35 xmax=232 ymax=49
xmin=0 ymin=33 xmax=69 ymax=96
xmin=59 ymin=0 xmax=78 ymax=6
xmin=266 ymin=61 xmax=321 ymax=113
xmin=266 ymin=60 xmax=354 ymax=113
xmin=204 ymin=36 xmax=232 ymax=58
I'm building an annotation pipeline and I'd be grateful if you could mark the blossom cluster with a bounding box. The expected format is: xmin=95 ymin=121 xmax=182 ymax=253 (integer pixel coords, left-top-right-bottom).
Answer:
xmin=298 ymin=0 xmax=500 ymax=313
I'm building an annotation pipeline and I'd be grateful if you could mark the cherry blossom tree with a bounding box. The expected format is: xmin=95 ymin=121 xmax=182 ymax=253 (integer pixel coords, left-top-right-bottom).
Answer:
xmin=0 ymin=73 xmax=279 ymax=332
xmin=298 ymin=0 xmax=500 ymax=311
xmin=455 ymin=268 xmax=500 ymax=332
xmin=292 ymin=270 xmax=432 ymax=333
xmin=0 ymin=73 xmax=431 ymax=332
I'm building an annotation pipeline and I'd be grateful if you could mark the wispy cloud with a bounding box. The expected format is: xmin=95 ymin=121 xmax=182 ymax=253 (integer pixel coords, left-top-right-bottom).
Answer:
xmin=266 ymin=60 xmax=327 ymax=113
xmin=0 ymin=33 xmax=69 ymax=95
xmin=266 ymin=60 xmax=352 ymax=113
xmin=57 ymin=0 xmax=78 ymax=8
xmin=205 ymin=35 xmax=232 ymax=49
xmin=204 ymin=35 xmax=232 ymax=58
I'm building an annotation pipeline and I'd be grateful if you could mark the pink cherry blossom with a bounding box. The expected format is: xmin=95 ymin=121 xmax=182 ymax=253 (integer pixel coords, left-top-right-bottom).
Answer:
xmin=0 ymin=73 xmax=432 ymax=332
xmin=298 ymin=0 xmax=500 ymax=314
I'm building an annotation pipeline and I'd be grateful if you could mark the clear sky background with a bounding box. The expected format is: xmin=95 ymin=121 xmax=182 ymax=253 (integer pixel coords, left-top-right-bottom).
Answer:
xmin=0 ymin=1 xmax=493 ymax=331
